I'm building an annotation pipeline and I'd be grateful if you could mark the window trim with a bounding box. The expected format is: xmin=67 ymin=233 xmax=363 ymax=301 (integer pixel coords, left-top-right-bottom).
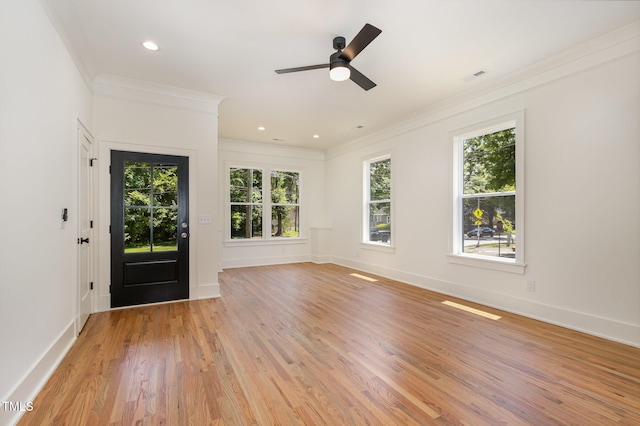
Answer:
xmin=449 ymin=111 xmax=526 ymax=273
xmin=362 ymin=153 xmax=394 ymax=249
xmin=226 ymin=164 xmax=303 ymax=244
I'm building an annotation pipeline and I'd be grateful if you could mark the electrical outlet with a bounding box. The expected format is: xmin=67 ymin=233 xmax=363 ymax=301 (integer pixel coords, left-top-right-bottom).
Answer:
xmin=527 ymin=280 xmax=536 ymax=292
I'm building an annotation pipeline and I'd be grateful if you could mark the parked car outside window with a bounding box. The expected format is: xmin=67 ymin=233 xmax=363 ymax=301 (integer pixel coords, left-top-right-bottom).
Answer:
xmin=370 ymin=227 xmax=390 ymax=242
xmin=466 ymin=227 xmax=495 ymax=238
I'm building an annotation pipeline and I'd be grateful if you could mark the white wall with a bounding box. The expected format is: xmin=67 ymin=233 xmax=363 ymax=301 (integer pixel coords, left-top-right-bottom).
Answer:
xmin=1 ymin=7 xmax=637 ymax=425
xmin=0 ymin=0 xmax=92 ymax=422
xmin=92 ymin=76 xmax=223 ymax=310
xmin=218 ymin=139 xmax=327 ymax=269
xmin=325 ymin=31 xmax=640 ymax=346
xmin=215 ymin=25 xmax=639 ymax=347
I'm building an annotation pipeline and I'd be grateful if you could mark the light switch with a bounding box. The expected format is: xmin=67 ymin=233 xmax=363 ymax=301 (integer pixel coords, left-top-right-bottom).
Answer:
xmin=199 ymin=215 xmax=212 ymax=224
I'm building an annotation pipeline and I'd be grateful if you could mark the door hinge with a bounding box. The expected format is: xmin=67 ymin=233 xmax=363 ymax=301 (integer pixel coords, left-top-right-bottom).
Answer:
xmin=109 ymin=225 xmax=111 ymax=234
xmin=109 ymin=165 xmax=111 ymax=174
xmin=90 ymin=220 xmax=94 ymax=229
xmin=90 ymin=282 xmax=94 ymax=290
xmin=90 ymin=158 xmax=97 ymax=167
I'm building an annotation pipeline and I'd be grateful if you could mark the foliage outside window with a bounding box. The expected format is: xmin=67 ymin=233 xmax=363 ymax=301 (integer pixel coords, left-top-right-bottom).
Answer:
xmin=124 ymin=162 xmax=178 ymax=252
xmin=364 ymin=156 xmax=391 ymax=245
xmin=270 ymin=171 xmax=300 ymax=237
xmin=229 ymin=167 xmax=300 ymax=240
xmin=230 ymin=168 xmax=263 ymax=239
xmin=459 ymin=126 xmax=516 ymax=260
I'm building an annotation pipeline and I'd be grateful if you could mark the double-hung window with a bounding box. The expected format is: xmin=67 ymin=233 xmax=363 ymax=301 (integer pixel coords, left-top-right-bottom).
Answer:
xmin=452 ymin=113 xmax=524 ymax=270
xmin=230 ymin=168 xmax=263 ymax=239
xmin=270 ymin=170 xmax=300 ymax=238
xmin=229 ymin=167 xmax=300 ymax=240
xmin=364 ymin=155 xmax=392 ymax=245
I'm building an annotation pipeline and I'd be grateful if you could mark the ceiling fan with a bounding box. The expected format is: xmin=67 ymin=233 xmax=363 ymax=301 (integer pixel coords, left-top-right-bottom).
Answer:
xmin=275 ymin=23 xmax=382 ymax=91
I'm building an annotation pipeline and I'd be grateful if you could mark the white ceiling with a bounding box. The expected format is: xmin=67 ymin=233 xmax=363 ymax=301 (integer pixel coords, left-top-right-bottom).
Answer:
xmin=45 ymin=0 xmax=640 ymax=150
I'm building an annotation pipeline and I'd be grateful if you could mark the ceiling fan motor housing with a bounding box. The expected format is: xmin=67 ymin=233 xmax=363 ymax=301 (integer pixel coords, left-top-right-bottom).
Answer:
xmin=330 ymin=51 xmax=348 ymax=68
xmin=333 ymin=36 xmax=346 ymax=50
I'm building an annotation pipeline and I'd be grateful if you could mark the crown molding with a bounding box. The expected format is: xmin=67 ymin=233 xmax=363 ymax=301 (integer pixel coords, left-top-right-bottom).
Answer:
xmin=327 ymin=20 xmax=640 ymax=159
xmin=39 ymin=0 xmax=94 ymax=89
xmin=92 ymin=74 xmax=225 ymax=113
xmin=220 ymin=138 xmax=325 ymax=161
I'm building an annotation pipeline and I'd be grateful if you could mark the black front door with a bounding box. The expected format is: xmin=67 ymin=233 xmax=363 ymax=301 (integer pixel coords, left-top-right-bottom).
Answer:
xmin=110 ymin=151 xmax=189 ymax=308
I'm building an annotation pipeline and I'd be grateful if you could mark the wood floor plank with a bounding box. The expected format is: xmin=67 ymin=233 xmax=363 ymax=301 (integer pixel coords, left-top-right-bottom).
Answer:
xmin=17 ymin=263 xmax=640 ymax=425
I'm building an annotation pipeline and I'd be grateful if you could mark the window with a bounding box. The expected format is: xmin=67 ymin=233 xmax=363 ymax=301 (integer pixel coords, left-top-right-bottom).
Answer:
xmin=364 ymin=156 xmax=392 ymax=245
xmin=230 ymin=168 xmax=263 ymax=239
xmin=229 ymin=167 xmax=300 ymax=240
xmin=452 ymin=114 xmax=524 ymax=268
xmin=270 ymin=171 xmax=300 ymax=238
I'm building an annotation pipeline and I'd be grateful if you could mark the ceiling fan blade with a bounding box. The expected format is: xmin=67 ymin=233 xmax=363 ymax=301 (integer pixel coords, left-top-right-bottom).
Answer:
xmin=341 ymin=23 xmax=382 ymax=62
xmin=275 ymin=64 xmax=329 ymax=74
xmin=349 ymin=65 xmax=376 ymax=91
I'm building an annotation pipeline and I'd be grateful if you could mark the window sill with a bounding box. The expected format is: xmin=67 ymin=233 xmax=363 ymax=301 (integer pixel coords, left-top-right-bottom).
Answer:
xmin=360 ymin=242 xmax=396 ymax=253
xmin=224 ymin=238 xmax=308 ymax=247
xmin=446 ymin=253 xmax=526 ymax=274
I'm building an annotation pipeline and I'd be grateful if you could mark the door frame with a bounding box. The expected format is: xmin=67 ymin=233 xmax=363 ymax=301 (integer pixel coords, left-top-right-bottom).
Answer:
xmin=95 ymin=141 xmax=197 ymax=312
xmin=110 ymin=150 xmax=189 ymax=308
xmin=76 ymin=120 xmax=95 ymax=334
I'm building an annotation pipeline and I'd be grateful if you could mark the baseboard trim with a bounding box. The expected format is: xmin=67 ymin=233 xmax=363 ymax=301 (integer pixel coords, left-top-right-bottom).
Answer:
xmin=221 ymin=254 xmax=311 ymax=270
xmin=1 ymin=321 xmax=76 ymax=426
xmin=96 ymin=294 xmax=111 ymax=312
xmin=192 ymin=282 xmax=221 ymax=299
xmin=310 ymin=255 xmax=332 ymax=264
xmin=96 ymin=282 xmax=221 ymax=312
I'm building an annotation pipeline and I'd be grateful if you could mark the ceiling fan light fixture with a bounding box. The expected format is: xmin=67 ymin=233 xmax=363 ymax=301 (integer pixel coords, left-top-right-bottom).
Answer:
xmin=275 ymin=23 xmax=381 ymax=90
xmin=330 ymin=63 xmax=350 ymax=82
xmin=142 ymin=40 xmax=159 ymax=51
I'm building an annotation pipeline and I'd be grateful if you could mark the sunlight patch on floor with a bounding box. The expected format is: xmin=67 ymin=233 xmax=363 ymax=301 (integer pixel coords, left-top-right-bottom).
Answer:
xmin=349 ymin=273 xmax=378 ymax=282
xmin=442 ymin=300 xmax=501 ymax=320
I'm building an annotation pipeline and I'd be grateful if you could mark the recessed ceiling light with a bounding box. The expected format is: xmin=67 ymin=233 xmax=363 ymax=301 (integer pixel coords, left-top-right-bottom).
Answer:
xmin=142 ymin=41 xmax=159 ymax=51
xmin=258 ymin=126 xmax=265 ymax=131
xmin=313 ymin=134 xmax=320 ymax=138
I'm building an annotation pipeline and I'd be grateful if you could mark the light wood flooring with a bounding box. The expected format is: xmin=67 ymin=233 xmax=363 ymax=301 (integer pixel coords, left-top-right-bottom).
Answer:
xmin=18 ymin=263 xmax=640 ymax=425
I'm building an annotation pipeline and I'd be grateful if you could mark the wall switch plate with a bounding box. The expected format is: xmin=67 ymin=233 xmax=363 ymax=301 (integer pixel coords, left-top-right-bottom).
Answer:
xmin=527 ymin=280 xmax=536 ymax=292
xmin=199 ymin=215 xmax=212 ymax=224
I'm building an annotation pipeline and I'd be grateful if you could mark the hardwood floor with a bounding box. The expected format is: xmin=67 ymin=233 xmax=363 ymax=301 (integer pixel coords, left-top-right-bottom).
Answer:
xmin=19 ymin=263 xmax=640 ymax=425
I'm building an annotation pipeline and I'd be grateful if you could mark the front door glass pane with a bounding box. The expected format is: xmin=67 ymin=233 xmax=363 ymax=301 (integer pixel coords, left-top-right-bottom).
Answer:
xmin=153 ymin=207 xmax=178 ymax=251
xmin=153 ymin=165 xmax=178 ymax=206
xmin=124 ymin=208 xmax=151 ymax=252
xmin=124 ymin=162 xmax=179 ymax=253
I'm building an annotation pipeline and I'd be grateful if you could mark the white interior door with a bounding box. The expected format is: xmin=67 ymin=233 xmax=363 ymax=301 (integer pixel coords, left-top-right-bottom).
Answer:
xmin=77 ymin=126 xmax=94 ymax=334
